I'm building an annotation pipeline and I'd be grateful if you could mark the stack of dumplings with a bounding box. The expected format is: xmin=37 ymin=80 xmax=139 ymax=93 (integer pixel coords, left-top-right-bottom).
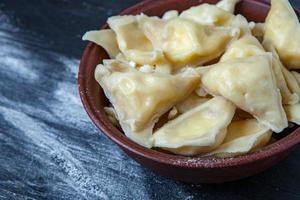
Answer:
xmin=83 ymin=0 xmax=300 ymax=157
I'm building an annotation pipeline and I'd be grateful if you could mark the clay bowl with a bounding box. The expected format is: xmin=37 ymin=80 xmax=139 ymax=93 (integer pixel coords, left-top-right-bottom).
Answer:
xmin=78 ymin=0 xmax=300 ymax=183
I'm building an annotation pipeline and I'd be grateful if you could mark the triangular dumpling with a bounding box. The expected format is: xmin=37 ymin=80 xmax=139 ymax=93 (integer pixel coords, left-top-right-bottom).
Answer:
xmin=201 ymin=55 xmax=288 ymax=132
xmin=216 ymin=0 xmax=240 ymax=14
xmin=152 ymin=97 xmax=235 ymax=156
xmin=220 ymin=34 xmax=265 ymax=62
xmin=179 ymin=3 xmax=250 ymax=35
xmin=82 ymin=30 xmax=120 ymax=58
xmin=180 ymin=3 xmax=232 ymax=26
xmin=163 ymin=18 xmax=236 ymax=68
xmin=95 ymin=60 xmax=200 ymax=147
xmin=206 ymin=119 xmax=272 ymax=157
xmin=264 ymin=0 xmax=300 ymax=69
xmin=221 ymin=35 xmax=298 ymax=105
xmin=284 ymin=103 xmax=300 ymax=125
xmin=137 ymin=15 xmax=166 ymax=50
xmin=107 ymin=15 xmax=166 ymax=66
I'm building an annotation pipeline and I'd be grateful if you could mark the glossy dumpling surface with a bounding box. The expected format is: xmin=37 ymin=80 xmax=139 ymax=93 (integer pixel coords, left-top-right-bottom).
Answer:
xmin=180 ymin=3 xmax=250 ymax=35
xmin=137 ymin=15 xmax=166 ymax=50
xmin=163 ymin=18 xmax=235 ymax=67
xmin=221 ymin=35 xmax=298 ymax=105
xmin=108 ymin=15 xmax=165 ymax=65
xmin=220 ymin=34 xmax=265 ymax=62
xmin=95 ymin=60 xmax=200 ymax=147
xmin=264 ymin=0 xmax=300 ymax=69
xmin=180 ymin=3 xmax=233 ymax=26
xmin=82 ymin=30 xmax=120 ymax=58
xmin=202 ymin=55 xmax=288 ymax=132
xmin=152 ymin=97 xmax=235 ymax=156
xmin=207 ymin=119 xmax=272 ymax=157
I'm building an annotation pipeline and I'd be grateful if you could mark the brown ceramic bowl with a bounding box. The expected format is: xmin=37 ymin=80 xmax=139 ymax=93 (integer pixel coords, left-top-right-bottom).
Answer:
xmin=78 ymin=0 xmax=300 ymax=183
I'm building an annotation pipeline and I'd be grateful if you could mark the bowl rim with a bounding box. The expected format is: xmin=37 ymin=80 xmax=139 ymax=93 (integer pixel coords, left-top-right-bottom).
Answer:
xmin=78 ymin=0 xmax=300 ymax=169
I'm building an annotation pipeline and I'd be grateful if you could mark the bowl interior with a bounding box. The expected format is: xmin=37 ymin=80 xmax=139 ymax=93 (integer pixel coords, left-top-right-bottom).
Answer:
xmin=79 ymin=0 xmax=300 ymax=168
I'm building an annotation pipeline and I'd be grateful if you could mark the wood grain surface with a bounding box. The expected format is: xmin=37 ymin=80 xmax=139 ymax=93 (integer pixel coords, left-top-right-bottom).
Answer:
xmin=0 ymin=0 xmax=299 ymax=199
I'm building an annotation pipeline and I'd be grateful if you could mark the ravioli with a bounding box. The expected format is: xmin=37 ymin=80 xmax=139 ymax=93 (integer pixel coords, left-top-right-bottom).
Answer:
xmin=264 ymin=0 xmax=300 ymax=69
xmin=220 ymin=34 xmax=265 ymax=62
xmin=180 ymin=3 xmax=250 ymax=35
xmin=221 ymin=35 xmax=298 ymax=105
xmin=163 ymin=18 xmax=236 ymax=68
xmin=82 ymin=30 xmax=120 ymax=58
xmin=201 ymin=55 xmax=288 ymax=132
xmin=206 ymin=119 xmax=272 ymax=157
xmin=137 ymin=15 xmax=166 ymax=50
xmin=152 ymin=97 xmax=235 ymax=156
xmin=82 ymin=1 xmax=298 ymax=155
xmin=95 ymin=60 xmax=200 ymax=147
xmin=108 ymin=15 xmax=166 ymax=66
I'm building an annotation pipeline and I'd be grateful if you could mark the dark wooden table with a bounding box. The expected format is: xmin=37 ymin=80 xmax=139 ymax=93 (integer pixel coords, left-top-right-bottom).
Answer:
xmin=0 ymin=0 xmax=299 ymax=199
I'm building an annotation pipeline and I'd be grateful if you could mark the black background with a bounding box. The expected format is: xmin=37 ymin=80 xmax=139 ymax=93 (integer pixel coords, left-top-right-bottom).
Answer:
xmin=0 ymin=0 xmax=299 ymax=199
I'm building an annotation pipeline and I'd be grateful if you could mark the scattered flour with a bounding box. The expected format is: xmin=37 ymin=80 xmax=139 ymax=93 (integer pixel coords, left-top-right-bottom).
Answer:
xmin=0 ymin=106 xmax=109 ymax=200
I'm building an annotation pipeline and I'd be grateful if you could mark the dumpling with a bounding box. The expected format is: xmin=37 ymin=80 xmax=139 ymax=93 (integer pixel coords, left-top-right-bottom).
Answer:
xmin=264 ymin=0 xmax=300 ymax=69
xmin=220 ymin=34 xmax=265 ymax=62
xmin=82 ymin=30 xmax=120 ymax=58
xmin=221 ymin=35 xmax=298 ymax=105
xmin=95 ymin=60 xmax=200 ymax=147
xmin=206 ymin=119 xmax=272 ymax=157
xmin=201 ymin=55 xmax=288 ymax=132
xmin=137 ymin=15 xmax=166 ymax=50
xmin=284 ymin=104 xmax=300 ymax=125
xmin=162 ymin=10 xmax=179 ymax=20
xmin=152 ymin=97 xmax=235 ymax=156
xmin=180 ymin=3 xmax=232 ymax=26
xmin=175 ymin=93 xmax=211 ymax=114
xmin=163 ymin=18 xmax=236 ymax=68
xmin=216 ymin=0 xmax=240 ymax=14
xmin=107 ymin=15 xmax=166 ymax=66
xmin=180 ymin=3 xmax=250 ymax=35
